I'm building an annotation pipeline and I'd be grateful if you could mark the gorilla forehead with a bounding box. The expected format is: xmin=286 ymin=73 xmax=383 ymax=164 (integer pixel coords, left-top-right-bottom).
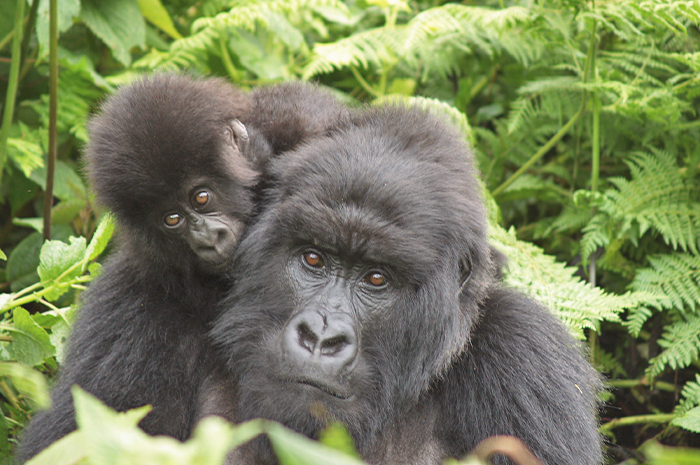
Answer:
xmin=268 ymin=106 xmax=485 ymax=269
xmin=87 ymin=74 xmax=253 ymax=205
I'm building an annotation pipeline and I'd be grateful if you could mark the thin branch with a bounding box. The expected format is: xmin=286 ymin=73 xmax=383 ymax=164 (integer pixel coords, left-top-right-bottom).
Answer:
xmin=599 ymin=414 xmax=676 ymax=433
xmin=43 ymin=0 xmax=58 ymax=241
xmin=0 ymin=0 xmax=27 ymax=184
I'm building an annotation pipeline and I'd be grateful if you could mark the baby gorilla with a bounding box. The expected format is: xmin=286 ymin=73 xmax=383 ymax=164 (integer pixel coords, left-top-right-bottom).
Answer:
xmin=210 ymin=105 xmax=603 ymax=465
xmin=17 ymin=74 xmax=348 ymax=461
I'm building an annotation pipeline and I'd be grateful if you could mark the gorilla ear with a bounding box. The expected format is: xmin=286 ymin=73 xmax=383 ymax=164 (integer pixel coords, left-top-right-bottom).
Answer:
xmin=458 ymin=256 xmax=473 ymax=294
xmin=227 ymin=119 xmax=250 ymax=154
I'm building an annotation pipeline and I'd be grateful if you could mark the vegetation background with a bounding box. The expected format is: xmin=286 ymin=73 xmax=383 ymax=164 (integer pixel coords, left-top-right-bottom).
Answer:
xmin=0 ymin=0 xmax=699 ymax=463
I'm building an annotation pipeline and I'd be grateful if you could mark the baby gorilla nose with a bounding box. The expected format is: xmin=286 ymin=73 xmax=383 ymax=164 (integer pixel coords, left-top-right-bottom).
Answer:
xmin=283 ymin=311 xmax=358 ymax=375
xmin=188 ymin=217 xmax=238 ymax=266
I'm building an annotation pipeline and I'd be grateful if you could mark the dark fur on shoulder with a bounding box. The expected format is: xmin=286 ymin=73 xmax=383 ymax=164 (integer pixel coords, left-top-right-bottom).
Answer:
xmin=16 ymin=75 xmax=349 ymax=462
xmin=209 ymin=105 xmax=602 ymax=465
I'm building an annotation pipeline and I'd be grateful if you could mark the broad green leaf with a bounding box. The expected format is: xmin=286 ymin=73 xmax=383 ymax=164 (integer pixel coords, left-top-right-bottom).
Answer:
xmin=74 ymin=386 xmax=151 ymax=432
xmin=229 ymin=32 xmax=288 ymax=81
xmin=38 ymin=236 xmax=87 ymax=282
xmin=7 ymin=232 xmax=42 ymax=292
xmin=52 ymin=198 xmax=88 ymax=225
xmin=387 ymin=78 xmax=416 ymax=96
xmin=69 ymin=387 xmax=263 ymax=464
xmin=7 ymin=169 xmax=40 ymax=215
xmin=266 ymin=421 xmax=367 ymax=465
xmin=0 ymin=248 xmax=5 ymax=260
xmin=137 ymin=0 xmax=181 ymax=39
xmin=29 ymin=160 xmax=87 ymax=201
xmin=80 ymin=0 xmax=146 ymax=67
xmin=49 ymin=319 xmax=72 ymax=365
xmin=26 ymin=431 xmax=85 ymax=465
xmin=36 ymin=0 xmax=81 ymax=59
xmin=266 ymin=11 xmax=304 ymax=50
xmin=0 ymin=361 xmax=50 ymax=409
xmin=318 ymin=422 xmax=359 ymax=457
xmin=313 ymin=6 xmax=352 ymax=25
xmin=38 ymin=237 xmax=87 ymax=301
xmin=10 ymin=308 xmax=55 ymax=367
xmin=643 ymin=441 xmax=700 ymax=465
xmin=85 ymin=213 xmax=115 ymax=261
xmin=12 ymin=217 xmax=45 ymax=233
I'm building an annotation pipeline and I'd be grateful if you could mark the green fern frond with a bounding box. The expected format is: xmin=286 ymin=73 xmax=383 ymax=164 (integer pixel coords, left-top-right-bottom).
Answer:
xmin=404 ymin=4 xmax=532 ymax=54
xmin=549 ymin=204 xmax=592 ymax=234
xmin=582 ymin=150 xmax=700 ymax=259
xmin=489 ymin=225 xmax=639 ymax=339
xmin=580 ymin=214 xmax=612 ymax=265
xmin=303 ymin=27 xmax=403 ymax=79
xmin=167 ymin=0 xmax=347 ymax=69
xmin=625 ymin=304 xmax=655 ymax=338
xmin=631 ymin=253 xmax=700 ymax=313
xmin=506 ymin=89 xmax=581 ymax=136
xmin=676 ymin=374 xmax=700 ymax=414
xmin=647 ymin=314 xmax=700 ymax=378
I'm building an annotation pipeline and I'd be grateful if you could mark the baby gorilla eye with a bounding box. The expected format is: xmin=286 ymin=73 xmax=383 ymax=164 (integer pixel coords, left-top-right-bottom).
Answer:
xmin=302 ymin=251 xmax=324 ymax=268
xmin=194 ymin=190 xmax=210 ymax=206
xmin=364 ymin=272 xmax=387 ymax=287
xmin=164 ymin=213 xmax=182 ymax=227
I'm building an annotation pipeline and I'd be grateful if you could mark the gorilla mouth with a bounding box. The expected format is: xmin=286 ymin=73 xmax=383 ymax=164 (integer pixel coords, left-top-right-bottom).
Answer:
xmin=286 ymin=378 xmax=353 ymax=400
xmin=194 ymin=247 xmax=234 ymax=269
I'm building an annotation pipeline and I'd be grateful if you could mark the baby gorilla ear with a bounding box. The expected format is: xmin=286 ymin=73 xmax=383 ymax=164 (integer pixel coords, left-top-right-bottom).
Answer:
xmin=228 ymin=119 xmax=249 ymax=155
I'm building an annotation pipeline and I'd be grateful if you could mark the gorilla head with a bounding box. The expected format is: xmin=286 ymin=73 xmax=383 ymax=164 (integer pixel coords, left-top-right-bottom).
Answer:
xmin=212 ymin=105 xmax=497 ymax=454
xmin=86 ymin=74 xmax=259 ymax=274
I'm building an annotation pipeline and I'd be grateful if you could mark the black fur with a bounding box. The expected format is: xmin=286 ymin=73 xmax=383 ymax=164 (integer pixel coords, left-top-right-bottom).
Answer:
xmin=16 ymin=75 xmax=348 ymax=461
xmin=210 ymin=105 xmax=602 ymax=465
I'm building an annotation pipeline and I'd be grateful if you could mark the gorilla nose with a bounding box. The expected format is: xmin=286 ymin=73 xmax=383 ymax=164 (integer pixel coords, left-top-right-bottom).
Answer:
xmin=283 ymin=311 xmax=358 ymax=374
xmin=190 ymin=223 xmax=237 ymax=265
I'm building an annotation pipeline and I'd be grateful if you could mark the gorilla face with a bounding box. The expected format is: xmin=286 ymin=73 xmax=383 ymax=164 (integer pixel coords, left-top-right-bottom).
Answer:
xmin=86 ymin=75 xmax=258 ymax=275
xmin=212 ymin=106 xmax=495 ymax=454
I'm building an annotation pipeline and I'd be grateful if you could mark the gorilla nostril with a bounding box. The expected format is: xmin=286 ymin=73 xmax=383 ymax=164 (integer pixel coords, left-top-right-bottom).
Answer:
xmin=297 ymin=323 xmax=319 ymax=353
xmin=320 ymin=336 xmax=348 ymax=356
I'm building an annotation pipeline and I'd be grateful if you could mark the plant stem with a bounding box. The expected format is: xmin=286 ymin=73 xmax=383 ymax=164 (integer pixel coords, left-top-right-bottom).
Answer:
xmin=43 ymin=0 xmax=58 ymax=241
xmin=587 ymin=7 xmax=600 ymax=361
xmin=608 ymin=379 xmax=677 ymax=392
xmin=491 ymin=102 xmax=586 ymax=197
xmin=0 ymin=0 xmax=27 ymax=185
xmin=219 ymin=31 xmax=241 ymax=82
xmin=0 ymin=380 xmax=19 ymax=409
xmin=599 ymin=414 xmax=676 ymax=433
xmin=350 ymin=65 xmax=379 ymax=98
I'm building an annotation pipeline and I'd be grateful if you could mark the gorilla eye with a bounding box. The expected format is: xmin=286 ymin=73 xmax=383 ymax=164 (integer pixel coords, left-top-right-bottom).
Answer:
xmin=164 ymin=213 xmax=182 ymax=227
xmin=194 ymin=190 xmax=210 ymax=206
xmin=302 ymin=251 xmax=324 ymax=268
xmin=364 ymin=272 xmax=387 ymax=288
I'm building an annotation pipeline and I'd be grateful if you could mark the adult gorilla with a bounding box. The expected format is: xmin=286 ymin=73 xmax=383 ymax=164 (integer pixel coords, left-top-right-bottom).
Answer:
xmin=210 ymin=106 xmax=602 ymax=465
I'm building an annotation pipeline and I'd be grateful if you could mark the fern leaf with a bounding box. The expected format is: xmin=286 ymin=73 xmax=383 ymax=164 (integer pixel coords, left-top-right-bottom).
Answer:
xmin=489 ymin=225 xmax=641 ymax=339
xmin=672 ymin=407 xmax=700 ymax=434
xmin=647 ymin=314 xmax=700 ymax=378
xmin=631 ymin=253 xmax=700 ymax=313
xmin=303 ymin=27 xmax=403 ymax=79
xmin=676 ymin=374 xmax=700 ymax=414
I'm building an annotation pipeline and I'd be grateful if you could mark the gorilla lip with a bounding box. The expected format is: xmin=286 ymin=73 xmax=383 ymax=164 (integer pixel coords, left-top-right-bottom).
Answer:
xmin=283 ymin=377 xmax=353 ymax=400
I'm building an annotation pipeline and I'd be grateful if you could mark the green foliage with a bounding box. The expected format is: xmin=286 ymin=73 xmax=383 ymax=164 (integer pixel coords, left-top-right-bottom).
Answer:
xmin=489 ymin=223 xmax=641 ymax=338
xmin=1 ymin=0 xmax=700 ymax=463
xmin=27 ymin=387 xmax=365 ymax=465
